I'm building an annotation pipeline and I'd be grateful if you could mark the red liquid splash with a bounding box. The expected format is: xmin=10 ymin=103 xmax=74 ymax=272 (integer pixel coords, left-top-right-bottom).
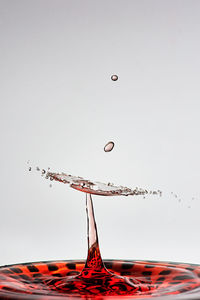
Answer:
xmin=0 ymin=193 xmax=200 ymax=299
xmin=0 ymin=171 xmax=200 ymax=298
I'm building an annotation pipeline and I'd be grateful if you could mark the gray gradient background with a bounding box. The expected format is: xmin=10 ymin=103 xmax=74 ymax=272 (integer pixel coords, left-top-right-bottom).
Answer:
xmin=0 ymin=0 xmax=200 ymax=266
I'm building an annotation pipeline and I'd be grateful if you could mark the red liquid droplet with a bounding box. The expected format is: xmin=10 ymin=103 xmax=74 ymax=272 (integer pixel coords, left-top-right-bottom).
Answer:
xmin=104 ymin=141 xmax=114 ymax=152
xmin=111 ymin=74 xmax=118 ymax=81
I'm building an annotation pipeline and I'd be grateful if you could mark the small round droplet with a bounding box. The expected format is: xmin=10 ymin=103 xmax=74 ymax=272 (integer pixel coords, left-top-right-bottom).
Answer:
xmin=111 ymin=75 xmax=118 ymax=81
xmin=104 ymin=141 xmax=114 ymax=152
xmin=28 ymin=167 xmax=31 ymax=171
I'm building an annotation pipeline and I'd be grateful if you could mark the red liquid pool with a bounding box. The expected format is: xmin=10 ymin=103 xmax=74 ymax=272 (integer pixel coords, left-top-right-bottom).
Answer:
xmin=1 ymin=259 xmax=200 ymax=299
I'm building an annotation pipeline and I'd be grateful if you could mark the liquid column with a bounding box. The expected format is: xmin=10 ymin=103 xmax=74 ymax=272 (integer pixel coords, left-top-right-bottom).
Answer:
xmin=81 ymin=193 xmax=108 ymax=276
xmin=79 ymin=193 xmax=139 ymax=296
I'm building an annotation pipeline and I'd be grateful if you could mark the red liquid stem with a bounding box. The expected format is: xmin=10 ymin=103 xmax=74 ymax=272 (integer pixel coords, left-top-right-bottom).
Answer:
xmin=62 ymin=194 xmax=144 ymax=296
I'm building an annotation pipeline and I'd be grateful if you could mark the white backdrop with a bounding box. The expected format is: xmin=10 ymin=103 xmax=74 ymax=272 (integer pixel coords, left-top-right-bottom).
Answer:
xmin=0 ymin=0 xmax=200 ymax=266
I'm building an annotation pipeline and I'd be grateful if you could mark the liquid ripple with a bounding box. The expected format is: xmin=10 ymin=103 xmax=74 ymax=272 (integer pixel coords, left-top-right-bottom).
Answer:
xmin=0 ymin=260 xmax=200 ymax=299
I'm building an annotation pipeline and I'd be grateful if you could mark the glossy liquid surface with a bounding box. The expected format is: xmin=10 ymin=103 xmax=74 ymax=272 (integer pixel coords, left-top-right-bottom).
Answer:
xmin=0 ymin=260 xmax=200 ymax=299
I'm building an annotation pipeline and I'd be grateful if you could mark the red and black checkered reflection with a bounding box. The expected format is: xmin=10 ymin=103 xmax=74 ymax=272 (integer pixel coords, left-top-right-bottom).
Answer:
xmin=0 ymin=259 xmax=200 ymax=299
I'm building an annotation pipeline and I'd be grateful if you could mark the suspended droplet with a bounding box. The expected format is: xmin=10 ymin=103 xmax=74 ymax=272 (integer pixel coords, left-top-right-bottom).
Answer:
xmin=28 ymin=167 xmax=31 ymax=171
xmin=111 ymin=75 xmax=118 ymax=81
xmin=36 ymin=167 xmax=40 ymax=171
xmin=42 ymin=169 xmax=46 ymax=175
xmin=104 ymin=141 xmax=114 ymax=152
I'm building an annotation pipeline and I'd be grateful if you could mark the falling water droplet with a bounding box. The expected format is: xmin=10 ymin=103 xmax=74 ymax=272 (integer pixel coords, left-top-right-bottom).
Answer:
xmin=28 ymin=167 xmax=31 ymax=171
xmin=104 ymin=141 xmax=114 ymax=152
xmin=111 ymin=75 xmax=118 ymax=81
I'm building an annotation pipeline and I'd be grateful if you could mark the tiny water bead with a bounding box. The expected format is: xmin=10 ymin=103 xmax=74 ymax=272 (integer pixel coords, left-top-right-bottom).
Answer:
xmin=104 ymin=141 xmax=114 ymax=152
xmin=111 ymin=74 xmax=118 ymax=81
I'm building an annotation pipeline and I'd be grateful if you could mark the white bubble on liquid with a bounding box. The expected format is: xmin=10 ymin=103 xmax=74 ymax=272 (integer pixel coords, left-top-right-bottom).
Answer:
xmin=111 ymin=75 xmax=118 ymax=81
xmin=104 ymin=141 xmax=114 ymax=152
xmin=42 ymin=169 xmax=46 ymax=175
